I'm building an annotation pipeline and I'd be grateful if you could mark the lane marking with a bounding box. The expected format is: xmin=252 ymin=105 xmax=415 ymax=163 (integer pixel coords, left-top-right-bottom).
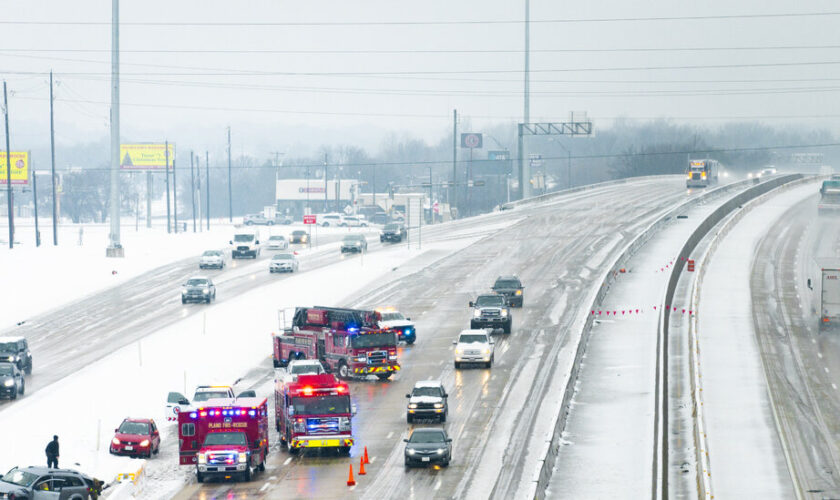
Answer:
xmin=283 ymin=457 xmax=292 ymax=466
xmin=825 ymin=367 xmax=830 ymax=374
xmin=818 ymin=352 xmax=823 ymax=359
xmin=260 ymin=483 xmax=270 ymax=492
xmin=435 ymin=480 xmax=442 ymax=491
xmin=371 ymin=456 xmax=377 ymax=464
xmin=386 ymin=431 xmax=394 ymax=439
xmin=833 ymin=383 xmax=838 ymax=390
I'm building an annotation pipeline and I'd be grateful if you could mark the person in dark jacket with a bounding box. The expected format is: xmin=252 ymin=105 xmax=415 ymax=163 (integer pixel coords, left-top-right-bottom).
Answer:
xmin=45 ymin=435 xmax=59 ymax=468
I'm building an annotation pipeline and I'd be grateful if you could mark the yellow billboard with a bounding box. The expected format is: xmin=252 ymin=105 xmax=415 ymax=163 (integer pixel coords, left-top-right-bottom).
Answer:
xmin=0 ymin=151 xmax=29 ymax=185
xmin=120 ymin=143 xmax=175 ymax=170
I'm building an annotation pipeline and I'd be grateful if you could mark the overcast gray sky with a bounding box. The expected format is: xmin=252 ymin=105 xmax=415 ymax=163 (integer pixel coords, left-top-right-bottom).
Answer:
xmin=1 ymin=0 xmax=839 ymax=157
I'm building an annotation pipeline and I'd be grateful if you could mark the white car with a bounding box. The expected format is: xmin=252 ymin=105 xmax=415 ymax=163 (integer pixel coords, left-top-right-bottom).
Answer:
xmin=342 ymin=216 xmax=368 ymax=228
xmin=266 ymin=235 xmax=289 ymax=250
xmin=199 ymin=250 xmax=225 ymax=270
xmin=319 ymin=214 xmax=343 ymax=227
xmin=280 ymin=359 xmax=327 ymax=382
xmin=452 ymin=329 xmax=494 ymax=369
xmin=269 ymin=253 xmax=299 ymax=273
xmin=377 ymin=308 xmax=416 ymax=344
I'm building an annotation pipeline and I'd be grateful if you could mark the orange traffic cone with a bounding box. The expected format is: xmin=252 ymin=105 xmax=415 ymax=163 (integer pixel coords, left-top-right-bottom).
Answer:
xmin=363 ymin=446 xmax=370 ymax=465
xmin=359 ymin=455 xmax=367 ymax=475
xmin=347 ymin=463 xmax=356 ymax=486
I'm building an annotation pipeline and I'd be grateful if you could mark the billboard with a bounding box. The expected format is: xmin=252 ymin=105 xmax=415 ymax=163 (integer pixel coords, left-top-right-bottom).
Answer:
xmin=460 ymin=133 xmax=483 ymax=149
xmin=276 ymin=179 xmax=358 ymax=201
xmin=120 ymin=143 xmax=175 ymax=170
xmin=0 ymin=151 xmax=29 ymax=185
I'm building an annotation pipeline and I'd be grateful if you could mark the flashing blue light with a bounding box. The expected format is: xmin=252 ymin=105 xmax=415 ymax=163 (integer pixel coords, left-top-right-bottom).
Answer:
xmin=189 ymin=412 xmax=197 ymax=419
xmin=248 ymin=410 xmax=256 ymax=417
xmin=209 ymin=410 xmax=215 ymax=416
xmin=347 ymin=327 xmax=359 ymax=333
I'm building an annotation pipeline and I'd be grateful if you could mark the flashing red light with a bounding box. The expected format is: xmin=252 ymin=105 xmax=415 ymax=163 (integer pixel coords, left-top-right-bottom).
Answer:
xmin=336 ymin=386 xmax=345 ymax=393
xmin=302 ymin=386 xmax=313 ymax=396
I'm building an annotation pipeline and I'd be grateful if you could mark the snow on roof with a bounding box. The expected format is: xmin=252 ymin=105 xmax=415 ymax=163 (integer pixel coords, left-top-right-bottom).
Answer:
xmin=414 ymin=380 xmax=443 ymax=388
xmin=0 ymin=336 xmax=24 ymax=342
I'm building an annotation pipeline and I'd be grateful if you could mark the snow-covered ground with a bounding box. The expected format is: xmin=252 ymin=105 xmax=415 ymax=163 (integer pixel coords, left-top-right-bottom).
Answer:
xmin=0 ymin=216 xmax=512 ymax=496
xmin=0 ymin=219 xmax=369 ymax=331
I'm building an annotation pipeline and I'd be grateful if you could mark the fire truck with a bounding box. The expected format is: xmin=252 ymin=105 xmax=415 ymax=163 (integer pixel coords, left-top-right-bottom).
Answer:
xmin=272 ymin=306 xmax=401 ymax=380
xmin=275 ymin=373 xmax=354 ymax=454
xmin=177 ymin=397 xmax=269 ymax=483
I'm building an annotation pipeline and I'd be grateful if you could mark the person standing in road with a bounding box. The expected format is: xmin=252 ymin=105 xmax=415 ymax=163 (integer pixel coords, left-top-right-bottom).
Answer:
xmin=45 ymin=435 xmax=59 ymax=468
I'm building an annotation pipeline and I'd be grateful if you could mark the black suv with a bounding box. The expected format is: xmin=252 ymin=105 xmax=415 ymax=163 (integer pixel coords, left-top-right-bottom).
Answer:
xmin=405 ymin=380 xmax=448 ymax=423
xmin=492 ymin=275 xmax=524 ymax=307
xmin=0 ymin=336 xmax=32 ymax=374
xmin=0 ymin=363 xmax=24 ymax=399
xmin=470 ymin=294 xmax=512 ymax=333
xmin=380 ymin=223 xmax=407 ymax=243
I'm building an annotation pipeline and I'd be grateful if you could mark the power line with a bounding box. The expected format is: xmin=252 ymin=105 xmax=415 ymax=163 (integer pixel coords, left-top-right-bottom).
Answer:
xmin=1 ymin=11 xmax=838 ymax=26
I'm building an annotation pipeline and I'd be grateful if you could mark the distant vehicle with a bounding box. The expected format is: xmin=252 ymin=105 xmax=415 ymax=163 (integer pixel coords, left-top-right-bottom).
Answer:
xmin=453 ymin=329 xmax=495 ymax=369
xmin=199 ymin=250 xmax=226 ymax=270
xmin=0 ymin=466 xmax=102 ymax=499
xmin=377 ymin=308 xmax=416 ymax=344
xmin=404 ymin=428 xmax=452 ymax=468
xmin=820 ymin=268 xmax=840 ymax=330
xmin=470 ymin=294 xmax=512 ymax=333
xmin=319 ymin=214 xmax=343 ymax=227
xmin=340 ymin=234 xmax=368 ymax=253
xmin=181 ymin=277 xmax=216 ymax=304
xmin=406 ymin=380 xmax=448 ymax=423
xmin=265 ymin=235 xmax=289 ymax=250
xmin=269 ymin=253 xmax=299 ymax=273
xmin=0 ymin=363 xmax=24 ymax=399
xmin=819 ymin=180 xmax=840 ymax=214
xmin=290 ymin=230 xmax=308 ymax=244
xmin=244 ymin=213 xmax=273 ymax=226
xmin=686 ymin=159 xmax=720 ymax=188
xmin=284 ymin=359 xmax=327 ymax=379
xmin=0 ymin=336 xmax=32 ymax=374
xmin=192 ymin=385 xmax=235 ymax=403
xmin=230 ymin=229 xmax=261 ymax=259
xmin=110 ymin=418 xmax=161 ymax=458
xmin=380 ymin=223 xmax=407 ymax=243
xmin=342 ymin=216 xmax=368 ymax=228
xmin=492 ymin=275 xmax=524 ymax=307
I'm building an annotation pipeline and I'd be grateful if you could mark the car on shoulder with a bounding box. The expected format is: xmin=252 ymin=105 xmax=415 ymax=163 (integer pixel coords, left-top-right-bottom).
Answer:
xmin=319 ymin=214 xmax=343 ymax=227
xmin=470 ymin=294 xmax=512 ymax=333
xmin=342 ymin=216 xmax=368 ymax=228
xmin=265 ymin=235 xmax=289 ymax=250
xmin=110 ymin=418 xmax=161 ymax=458
xmin=340 ymin=234 xmax=368 ymax=253
xmin=453 ymin=329 xmax=495 ymax=369
xmin=0 ymin=363 xmax=24 ymax=400
xmin=0 ymin=336 xmax=32 ymax=374
xmin=269 ymin=253 xmax=299 ymax=273
xmin=244 ymin=213 xmax=275 ymax=226
xmin=281 ymin=359 xmax=327 ymax=381
xmin=0 ymin=466 xmax=102 ymax=499
xmin=380 ymin=223 xmax=407 ymax=243
xmin=192 ymin=385 xmax=235 ymax=404
xmin=377 ymin=308 xmax=416 ymax=344
xmin=491 ymin=275 xmax=524 ymax=307
xmin=181 ymin=277 xmax=216 ymax=304
xmin=404 ymin=428 xmax=452 ymax=468
xmin=199 ymin=250 xmax=226 ymax=270
xmin=290 ymin=230 xmax=308 ymax=244
xmin=405 ymin=380 xmax=448 ymax=423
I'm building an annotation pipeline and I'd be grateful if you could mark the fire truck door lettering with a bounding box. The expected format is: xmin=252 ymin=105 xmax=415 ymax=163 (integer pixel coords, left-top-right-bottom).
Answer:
xmin=207 ymin=421 xmax=248 ymax=429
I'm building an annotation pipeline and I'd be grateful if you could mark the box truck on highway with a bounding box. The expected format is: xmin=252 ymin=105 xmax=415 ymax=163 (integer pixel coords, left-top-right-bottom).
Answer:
xmin=820 ymin=267 xmax=840 ymax=330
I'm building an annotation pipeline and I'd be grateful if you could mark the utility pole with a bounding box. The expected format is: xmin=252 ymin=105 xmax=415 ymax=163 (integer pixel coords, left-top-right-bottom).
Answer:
xmin=196 ymin=153 xmax=202 ymax=231
xmin=49 ymin=71 xmax=58 ymax=245
xmin=227 ymin=126 xmax=232 ymax=223
xmin=372 ymin=163 xmax=376 ymax=211
xmin=173 ymin=157 xmax=178 ymax=233
xmin=145 ymin=171 xmax=151 ymax=228
xmin=323 ymin=153 xmax=328 ymax=213
xmin=205 ymin=150 xmax=210 ymax=230
xmin=451 ymin=109 xmax=457 ymax=215
xmin=165 ymin=140 xmax=171 ymax=233
xmin=106 ymin=0 xmax=123 ymax=256
xmin=3 ymin=81 xmax=13 ymax=249
xmin=428 ymin=165 xmax=433 ymax=224
xmin=190 ymin=150 xmax=196 ymax=232
xmin=32 ymin=162 xmax=40 ymax=246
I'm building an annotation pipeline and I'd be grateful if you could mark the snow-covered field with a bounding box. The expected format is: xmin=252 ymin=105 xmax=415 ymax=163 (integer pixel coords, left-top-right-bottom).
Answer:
xmin=0 ymin=215 xmax=512 ymax=496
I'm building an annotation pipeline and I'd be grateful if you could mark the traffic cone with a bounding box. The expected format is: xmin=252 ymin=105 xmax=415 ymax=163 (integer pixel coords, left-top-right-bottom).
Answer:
xmin=347 ymin=463 xmax=356 ymax=486
xmin=363 ymin=446 xmax=370 ymax=465
xmin=359 ymin=455 xmax=367 ymax=475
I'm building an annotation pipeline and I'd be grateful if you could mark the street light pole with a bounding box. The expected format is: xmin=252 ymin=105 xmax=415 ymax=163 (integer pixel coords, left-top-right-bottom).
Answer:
xmin=32 ymin=166 xmax=40 ymax=246
xmin=106 ymin=0 xmax=123 ymax=256
xmin=49 ymin=71 xmax=58 ymax=245
xmin=3 ymin=81 xmax=13 ymax=249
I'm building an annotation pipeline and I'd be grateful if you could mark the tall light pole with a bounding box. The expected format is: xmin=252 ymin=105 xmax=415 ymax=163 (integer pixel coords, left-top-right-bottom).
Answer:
xmin=3 ymin=81 xmax=13 ymax=249
xmin=227 ymin=126 xmax=232 ymax=222
xmin=520 ymin=0 xmax=532 ymax=199
xmin=49 ymin=71 xmax=58 ymax=245
xmin=106 ymin=0 xmax=123 ymax=256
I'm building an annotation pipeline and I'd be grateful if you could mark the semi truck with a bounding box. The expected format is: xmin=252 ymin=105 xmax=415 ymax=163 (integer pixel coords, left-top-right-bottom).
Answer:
xmin=686 ymin=159 xmax=720 ymax=188
xmin=818 ymin=180 xmax=840 ymax=215
xmin=820 ymin=267 xmax=840 ymax=330
xmin=177 ymin=397 xmax=269 ymax=482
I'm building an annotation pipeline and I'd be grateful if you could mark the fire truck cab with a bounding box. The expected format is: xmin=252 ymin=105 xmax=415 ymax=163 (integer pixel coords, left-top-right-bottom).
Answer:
xmin=275 ymin=373 xmax=354 ymax=455
xmin=177 ymin=397 xmax=269 ymax=483
xmin=272 ymin=306 xmax=401 ymax=380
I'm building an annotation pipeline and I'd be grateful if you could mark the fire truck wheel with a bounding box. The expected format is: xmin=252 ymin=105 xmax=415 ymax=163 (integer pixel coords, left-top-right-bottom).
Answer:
xmin=258 ymin=460 xmax=266 ymax=472
xmin=196 ymin=472 xmax=204 ymax=483
xmin=339 ymin=446 xmax=351 ymax=456
xmin=242 ymin=466 xmax=252 ymax=482
xmin=376 ymin=373 xmax=392 ymax=381
xmin=289 ymin=446 xmax=299 ymax=456
xmin=338 ymin=362 xmax=350 ymax=379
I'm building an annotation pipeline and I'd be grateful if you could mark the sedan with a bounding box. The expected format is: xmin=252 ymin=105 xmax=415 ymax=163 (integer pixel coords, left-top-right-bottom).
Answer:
xmin=266 ymin=235 xmax=289 ymax=250
xmin=0 ymin=362 xmax=24 ymax=400
xmin=404 ymin=428 xmax=452 ymax=467
xmin=110 ymin=418 xmax=161 ymax=458
xmin=181 ymin=277 xmax=216 ymax=304
xmin=269 ymin=253 xmax=299 ymax=273
xmin=199 ymin=250 xmax=225 ymax=270
xmin=340 ymin=234 xmax=368 ymax=253
xmin=290 ymin=230 xmax=308 ymax=244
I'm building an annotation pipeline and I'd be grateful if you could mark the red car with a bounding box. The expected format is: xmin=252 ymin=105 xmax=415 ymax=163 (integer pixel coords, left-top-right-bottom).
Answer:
xmin=110 ymin=418 xmax=161 ymax=458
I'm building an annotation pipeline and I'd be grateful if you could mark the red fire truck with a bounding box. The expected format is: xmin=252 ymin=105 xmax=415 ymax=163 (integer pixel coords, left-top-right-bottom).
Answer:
xmin=275 ymin=373 xmax=354 ymax=454
xmin=272 ymin=306 xmax=401 ymax=380
xmin=177 ymin=397 xmax=269 ymax=483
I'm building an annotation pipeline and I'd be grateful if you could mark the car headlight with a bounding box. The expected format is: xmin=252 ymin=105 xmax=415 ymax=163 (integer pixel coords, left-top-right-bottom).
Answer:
xmin=389 ymin=354 xmax=398 ymax=360
xmin=435 ymin=448 xmax=446 ymax=454
xmin=455 ymin=348 xmax=463 ymax=355
xmin=408 ymin=403 xmax=418 ymax=409
xmin=501 ymin=309 xmax=508 ymax=317
xmin=181 ymin=289 xmax=187 ymax=295
xmin=203 ymin=288 xmax=210 ymax=294
xmin=515 ymin=290 xmax=522 ymax=296
xmin=473 ymin=310 xmax=481 ymax=318
xmin=238 ymin=452 xmax=248 ymax=463
xmin=112 ymin=437 xmax=120 ymax=445
xmin=140 ymin=439 xmax=150 ymax=447
xmin=198 ymin=453 xmax=207 ymax=464
xmin=406 ymin=449 xmax=416 ymax=455
xmin=433 ymin=403 xmax=444 ymax=409
xmin=3 ymin=379 xmax=13 ymax=387
xmin=353 ymin=356 xmax=366 ymax=362
xmin=483 ymin=348 xmax=491 ymax=355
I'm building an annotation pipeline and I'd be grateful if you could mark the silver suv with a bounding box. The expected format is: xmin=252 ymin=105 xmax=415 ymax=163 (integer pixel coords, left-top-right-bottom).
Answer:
xmin=0 ymin=466 xmax=102 ymax=499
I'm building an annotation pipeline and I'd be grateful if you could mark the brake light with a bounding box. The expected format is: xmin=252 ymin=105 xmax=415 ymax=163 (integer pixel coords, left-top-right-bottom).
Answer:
xmin=336 ymin=386 xmax=345 ymax=393
xmin=302 ymin=386 xmax=313 ymax=396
